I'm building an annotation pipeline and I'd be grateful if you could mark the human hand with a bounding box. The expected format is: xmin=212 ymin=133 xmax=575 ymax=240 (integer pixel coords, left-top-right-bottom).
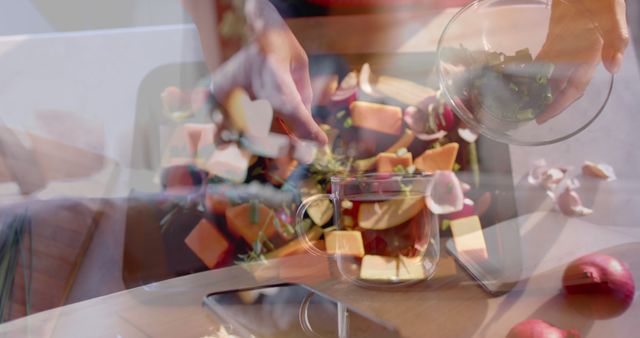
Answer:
xmin=211 ymin=1 xmax=327 ymax=145
xmin=536 ymin=0 xmax=629 ymax=124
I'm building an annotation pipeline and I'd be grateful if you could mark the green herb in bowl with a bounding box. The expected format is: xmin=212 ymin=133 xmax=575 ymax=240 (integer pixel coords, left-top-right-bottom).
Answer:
xmin=468 ymin=48 xmax=555 ymax=122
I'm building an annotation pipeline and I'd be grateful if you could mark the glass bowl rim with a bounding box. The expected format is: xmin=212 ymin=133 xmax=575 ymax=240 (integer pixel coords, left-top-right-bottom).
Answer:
xmin=436 ymin=0 xmax=614 ymax=146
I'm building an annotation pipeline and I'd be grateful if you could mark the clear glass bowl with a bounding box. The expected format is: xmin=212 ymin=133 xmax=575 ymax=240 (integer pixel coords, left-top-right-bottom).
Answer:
xmin=437 ymin=0 xmax=614 ymax=146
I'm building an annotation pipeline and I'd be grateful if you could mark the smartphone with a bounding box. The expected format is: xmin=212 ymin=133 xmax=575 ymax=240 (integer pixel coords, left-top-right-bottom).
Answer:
xmin=203 ymin=284 xmax=402 ymax=338
xmin=445 ymin=214 xmax=523 ymax=296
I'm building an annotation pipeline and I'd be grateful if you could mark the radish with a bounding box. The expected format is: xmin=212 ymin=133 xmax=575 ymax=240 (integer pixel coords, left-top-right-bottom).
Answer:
xmin=435 ymin=101 xmax=456 ymax=132
xmin=507 ymin=319 xmax=580 ymax=338
xmin=563 ymin=253 xmax=635 ymax=319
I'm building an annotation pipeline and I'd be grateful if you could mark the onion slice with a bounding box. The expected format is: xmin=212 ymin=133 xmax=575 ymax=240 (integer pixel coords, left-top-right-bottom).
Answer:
xmin=415 ymin=130 xmax=448 ymax=141
xmin=426 ymin=171 xmax=464 ymax=214
xmin=404 ymin=105 xmax=448 ymax=140
xmin=458 ymin=127 xmax=479 ymax=143
xmin=359 ymin=63 xmax=383 ymax=98
xmin=331 ymin=71 xmax=358 ymax=105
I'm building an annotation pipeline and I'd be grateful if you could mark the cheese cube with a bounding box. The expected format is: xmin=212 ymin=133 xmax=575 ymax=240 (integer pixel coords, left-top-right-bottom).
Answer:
xmin=326 ymin=231 xmax=365 ymax=257
xmin=359 ymin=255 xmax=398 ymax=281
xmin=206 ymin=143 xmax=251 ymax=183
xmin=376 ymin=152 xmax=413 ymax=173
xmin=397 ymin=255 xmax=426 ymax=280
xmin=450 ymin=215 xmax=488 ymax=260
xmin=242 ymin=132 xmax=290 ymax=159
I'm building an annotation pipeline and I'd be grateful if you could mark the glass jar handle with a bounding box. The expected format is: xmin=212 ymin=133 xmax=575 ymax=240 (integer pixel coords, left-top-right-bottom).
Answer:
xmin=298 ymin=292 xmax=349 ymax=338
xmin=296 ymin=194 xmax=333 ymax=257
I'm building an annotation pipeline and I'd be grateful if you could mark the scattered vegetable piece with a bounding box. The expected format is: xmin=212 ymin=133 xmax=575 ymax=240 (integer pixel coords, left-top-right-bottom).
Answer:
xmin=350 ymin=101 xmax=403 ymax=135
xmin=414 ymin=142 xmax=459 ymax=173
xmin=225 ymin=203 xmax=277 ymax=245
xmin=353 ymin=130 xmax=415 ymax=172
xmin=300 ymin=179 xmax=333 ymax=226
xmin=563 ymin=253 xmax=635 ymax=319
xmin=507 ymin=319 xmax=580 ymax=338
xmin=425 ymin=171 xmax=464 ymax=214
xmin=582 ymin=161 xmax=616 ymax=181
xmin=184 ymin=219 xmax=231 ymax=269
xmin=376 ymin=152 xmax=413 ymax=173
xmin=331 ymin=72 xmax=358 ymax=107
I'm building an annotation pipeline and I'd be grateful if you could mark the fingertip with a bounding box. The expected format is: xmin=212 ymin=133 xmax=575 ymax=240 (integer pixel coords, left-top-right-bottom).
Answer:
xmin=604 ymin=52 xmax=623 ymax=74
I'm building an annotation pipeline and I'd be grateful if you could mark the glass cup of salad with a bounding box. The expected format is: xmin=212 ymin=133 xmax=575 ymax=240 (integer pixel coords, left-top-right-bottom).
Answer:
xmin=437 ymin=0 xmax=614 ymax=145
xmin=296 ymin=173 xmax=439 ymax=288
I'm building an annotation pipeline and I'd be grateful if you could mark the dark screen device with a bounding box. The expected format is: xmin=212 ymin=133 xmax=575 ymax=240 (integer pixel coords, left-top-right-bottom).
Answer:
xmin=203 ymin=284 xmax=402 ymax=338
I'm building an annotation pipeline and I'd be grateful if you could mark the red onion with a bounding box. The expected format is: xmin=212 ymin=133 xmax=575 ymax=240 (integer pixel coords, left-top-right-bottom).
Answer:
xmin=331 ymin=71 xmax=358 ymax=107
xmin=507 ymin=319 xmax=580 ymax=338
xmin=563 ymin=253 xmax=635 ymax=319
xmin=435 ymin=102 xmax=456 ymax=132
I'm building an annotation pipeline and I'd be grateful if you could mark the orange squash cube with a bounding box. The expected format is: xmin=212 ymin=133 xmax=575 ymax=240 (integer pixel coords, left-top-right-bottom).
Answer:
xmin=414 ymin=142 xmax=459 ymax=173
xmin=225 ymin=203 xmax=276 ymax=245
xmin=376 ymin=152 xmax=413 ymax=173
xmin=350 ymin=101 xmax=403 ymax=135
xmin=184 ymin=219 xmax=230 ymax=269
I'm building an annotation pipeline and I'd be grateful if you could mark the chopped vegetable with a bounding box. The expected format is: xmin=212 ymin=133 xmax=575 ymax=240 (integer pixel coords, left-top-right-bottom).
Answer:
xmin=426 ymin=171 xmax=464 ymax=215
xmin=350 ymin=101 xmax=403 ymax=135
xmin=414 ymin=142 xmax=459 ymax=173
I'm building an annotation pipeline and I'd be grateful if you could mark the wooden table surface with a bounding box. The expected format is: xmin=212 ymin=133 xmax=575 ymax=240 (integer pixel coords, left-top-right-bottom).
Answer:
xmin=1 ymin=7 xmax=640 ymax=338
